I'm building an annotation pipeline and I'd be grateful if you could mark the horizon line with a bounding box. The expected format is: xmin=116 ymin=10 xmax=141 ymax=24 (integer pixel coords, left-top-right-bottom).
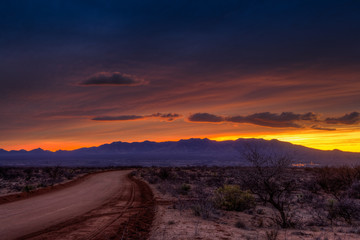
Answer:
xmin=1 ymin=137 xmax=356 ymax=153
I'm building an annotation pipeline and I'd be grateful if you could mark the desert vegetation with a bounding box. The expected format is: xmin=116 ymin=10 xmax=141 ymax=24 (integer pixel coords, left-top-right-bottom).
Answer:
xmin=0 ymin=166 xmax=119 ymax=196
xmin=0 ymin=167 xmax=92 ymax=195
xmin=136 ymin=150 xmax=360 ymax=239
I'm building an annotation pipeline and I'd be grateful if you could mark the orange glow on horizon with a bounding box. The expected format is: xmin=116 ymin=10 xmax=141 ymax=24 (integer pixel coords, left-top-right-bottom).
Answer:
xmin=1 ymin=141 xmax=97 ymax=152
xmin=210 ymin=130 xmax=360 ymax=153
xmin=2 ymin=128 xmax=359 ymax=153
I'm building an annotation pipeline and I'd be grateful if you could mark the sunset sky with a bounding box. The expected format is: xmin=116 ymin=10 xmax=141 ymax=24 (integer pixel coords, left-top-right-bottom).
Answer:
xmin=1 ymin=1 xmax=359 ymax=152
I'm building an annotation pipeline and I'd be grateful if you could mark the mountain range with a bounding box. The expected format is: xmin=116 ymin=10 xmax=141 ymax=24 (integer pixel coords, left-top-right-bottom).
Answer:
xmin=0 ymin=138 xmax=359 ymax=167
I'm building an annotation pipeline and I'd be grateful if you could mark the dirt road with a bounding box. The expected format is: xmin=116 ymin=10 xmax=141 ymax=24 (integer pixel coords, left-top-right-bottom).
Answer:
xmin=0 ymin=170 xmax=154 ymax=240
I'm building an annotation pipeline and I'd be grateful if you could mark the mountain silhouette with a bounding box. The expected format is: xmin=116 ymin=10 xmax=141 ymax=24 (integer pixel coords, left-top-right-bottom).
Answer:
xmin=0 ymin=138 xmax=359 ymax=167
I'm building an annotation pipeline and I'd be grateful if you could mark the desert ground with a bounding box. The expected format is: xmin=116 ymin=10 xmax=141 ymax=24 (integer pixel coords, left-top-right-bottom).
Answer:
xmin=1 ymin=165 xmax=360 ymax=240
xmin=136 ymin=166 xmax=360 ymax=240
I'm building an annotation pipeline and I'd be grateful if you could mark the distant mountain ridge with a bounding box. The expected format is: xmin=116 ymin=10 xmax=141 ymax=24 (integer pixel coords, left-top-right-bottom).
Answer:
xmin=0 ymin=138 xmax=359 ymax=167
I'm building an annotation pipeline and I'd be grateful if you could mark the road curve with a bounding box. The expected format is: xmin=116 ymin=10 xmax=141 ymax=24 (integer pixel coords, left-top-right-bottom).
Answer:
xmin=0 ymin=170 xmax=154 ymax=240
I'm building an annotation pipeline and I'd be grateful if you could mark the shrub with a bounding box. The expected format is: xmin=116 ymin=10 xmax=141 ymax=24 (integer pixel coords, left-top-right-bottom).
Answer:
xmin=315 ymin=166 xmax=357 ymax=199
xmin=191 ymin=199 xmax=216 ymax=219
xmin=0 ymin=168 xmax=6 ymax=179
xmin=158 ymin=168 xmax=172 ymax=180
xmin=24 ymin=168 xmax=34 ymax=181
xmin=265 ymin=229 xmax=279 ymax=240
xmin=190 ymin=184 xmax=217 ymax=219
xmin=214 ymin=185 xmax=255 ymax=211
xmin=306 ymin=179 xmax=322 ymax=194
xmin=326 ymin=198 xmax=338 ymax=224
xmin=336 ymin=198 xmax=360 ymax=224
xmin=146 ymin=175 xmax=160 ymax=184
xmin=178 ymin=183 xmax=191 ymax=195
xmin=326 ymin=198 xmax=360 ymax=224
xmin=348 ymin=181 xmax=360 ymax=199
xmin=22 ymin=185 xmax=34 ymax=193
xmin=235 ymin=220 xmax=247 ymax=229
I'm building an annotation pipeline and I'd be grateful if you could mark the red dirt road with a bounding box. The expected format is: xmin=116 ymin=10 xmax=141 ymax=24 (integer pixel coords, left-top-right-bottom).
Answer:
xmin=0 ymin=170 xmax=155 ymax=240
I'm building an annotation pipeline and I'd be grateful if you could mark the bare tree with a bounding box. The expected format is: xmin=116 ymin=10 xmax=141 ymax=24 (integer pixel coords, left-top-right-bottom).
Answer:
xmin=241 ymin=146 xmax=296 ymax=228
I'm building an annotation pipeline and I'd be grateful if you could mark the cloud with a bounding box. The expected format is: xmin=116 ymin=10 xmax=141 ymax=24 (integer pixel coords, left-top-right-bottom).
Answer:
xmin=225 ymin=112 xmax=317 ymax=128
xmin=188 ymin=112 xmax=318 ymax=128
xmin=188 ymin=111 xmax=360 ymax=129
xmin=150 ymin=113 xmax=181 ymax=121
xmin=300 ymin=112 xmax=319 ymax=121
xmin=80 ymin=72 xmax=146 ymax=86
xmin=92 ymin=115 xmax=144 ymax=121
xmin=188 ymin=113 xmax=224 ymax=123
xmin=92 ymin=113 xmax=181 ymax=122
xmin=311 ymin=125 xmax=336 ymax=131
xmin=325 ymin=112 xmax=360 ymax=125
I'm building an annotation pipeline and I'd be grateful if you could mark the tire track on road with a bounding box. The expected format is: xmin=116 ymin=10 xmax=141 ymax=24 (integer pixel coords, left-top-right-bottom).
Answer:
xmin=6 ymin=171 xmax=155 ymax=240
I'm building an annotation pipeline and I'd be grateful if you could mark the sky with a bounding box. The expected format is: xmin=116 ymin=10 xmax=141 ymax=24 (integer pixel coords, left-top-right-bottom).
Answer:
xmin=1 ymin=0 xmax=360 ymax=152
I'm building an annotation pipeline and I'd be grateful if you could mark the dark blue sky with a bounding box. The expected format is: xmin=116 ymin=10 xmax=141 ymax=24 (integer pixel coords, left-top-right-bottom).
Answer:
xmin=2 ymin=1 xmax=359 ymax=71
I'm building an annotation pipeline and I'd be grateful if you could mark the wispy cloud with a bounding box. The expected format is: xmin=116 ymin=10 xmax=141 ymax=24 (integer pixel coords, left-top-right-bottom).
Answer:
xmin=92 ymin=113 xmax=181 ymax=122
xmin=80 ymin=72 xmax=146 ymax=86
xmin=311 ymin=125 xmax=336 ymax=131
xmin=92 ymin=115 xmax=144 ymax=121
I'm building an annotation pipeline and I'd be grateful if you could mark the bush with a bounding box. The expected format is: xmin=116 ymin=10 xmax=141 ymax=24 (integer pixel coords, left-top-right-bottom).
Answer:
xmin=178 ymin=184 xmax=191 ymax=195
xmin=214 ymin=185 xmax=255 ymax=211
xmin=22 ymin=185 xmax=34 ymax=193
xmin=190 ymin=184 xmax=217 ymax=219
xmin=265 ymin=229 xmax=279 ymax=240
xmin=191 ymin=200 xmax=216 ymax=219
xmin=326 ymin=198 xmax=360 ymax=224
xmin=348 ymin=181 xmax=360 ymax=199
xmin=315 ymin=166 xmax=357 ymax=199
xmin=235 ymin=220 xmax=247 ymax=229
xmin=158 ymin=168 xmax=172 ymax=180
xmin=146 ymin=175 xmax=160 ymax=184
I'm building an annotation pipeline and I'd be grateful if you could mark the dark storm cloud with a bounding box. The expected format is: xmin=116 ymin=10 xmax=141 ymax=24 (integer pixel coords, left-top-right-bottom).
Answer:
xmin=189 ymin=112 xmax=323 ymax=128
xmin=325 ymin=112 xmax=360 ymax=125
xmin=188 ymin=113 xmax=224 ymax=123
xmin=92 ymin=113 xmax=181 ymax=122
xmin=80 ymin=72 xmax=145 ymax=86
